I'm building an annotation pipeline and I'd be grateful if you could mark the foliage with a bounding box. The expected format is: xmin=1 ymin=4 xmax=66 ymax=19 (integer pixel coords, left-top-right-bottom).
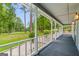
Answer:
xmin=29 ymin=32 xmax=35 ymax=38
xmin=44 ymin=30 xmax=50 ymax=35
xmin=29 ymin=32 xmax=35 ymax=43
xmin=63 ymin=25 xmax=71 ymax=32
xmin=0 ymin=3 xmax=24 ymax=34
xmin=37 ymin=15 xmax=51 ymax=32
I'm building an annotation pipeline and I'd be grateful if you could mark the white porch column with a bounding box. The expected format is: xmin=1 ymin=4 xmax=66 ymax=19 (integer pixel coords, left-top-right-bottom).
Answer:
xmin=51 ymin=21 xmax=53 ymax=41
xmin=62 ymin=25 xmax=63 ymax=34
xmin=34 ymin=6 xmax=38 ymax=53
xmin=55 ymin=21 xmax=57 ymax=40
xmin=75 ymin=20 xmax=79 ymax=50
xmin=75 ymin=21 xmax=77 ymax=46
xmin=71 ymin=22 xmax=75 ymax=40
xmin=58 ymin=25 xmax=60 ymax=37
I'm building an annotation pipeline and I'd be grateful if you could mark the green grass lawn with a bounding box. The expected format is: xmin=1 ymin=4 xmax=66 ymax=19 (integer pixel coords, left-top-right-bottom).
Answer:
xmin=0 ymin=32 xmax=30 ymax=52
xmin=0 ymin=32 xmax=29 ymax=45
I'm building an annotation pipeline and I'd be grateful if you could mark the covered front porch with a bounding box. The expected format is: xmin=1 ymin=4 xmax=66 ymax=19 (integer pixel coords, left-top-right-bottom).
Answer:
xmin=0 ymin=3 xmax=79 ymax=56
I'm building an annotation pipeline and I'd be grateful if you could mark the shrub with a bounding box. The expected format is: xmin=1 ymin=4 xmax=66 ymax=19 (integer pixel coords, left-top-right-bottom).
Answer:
xmin=29 ymin=32 xmax=35 ymax=43
xmin=44 ymin=30 xmax=50 ymax=35
xmin=29 ymin=32 xmax=35 ymax=38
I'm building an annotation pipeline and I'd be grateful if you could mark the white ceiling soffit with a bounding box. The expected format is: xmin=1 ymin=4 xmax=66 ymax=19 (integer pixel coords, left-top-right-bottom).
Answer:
xmin=40 ymin=3 xmax=79 ymax=24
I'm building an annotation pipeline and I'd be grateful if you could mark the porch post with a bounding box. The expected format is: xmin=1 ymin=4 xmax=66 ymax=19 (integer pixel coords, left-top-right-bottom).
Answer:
xmin=51 ymin=21 xmax=53 ymax=41
xmin=55 ymin=21 xmax=57 ymax=40
xmin=72 ymin=22 xmax=75 ymax=40
xmin=62 ymin=25 xmax=63 ymax=35
xmin=34 ymin=6 xmax=38 ymax=53
xmin=75 ymin=20 xmax=79 ymax=50
xmin=75 ymin=21 xmax=77 ymax=46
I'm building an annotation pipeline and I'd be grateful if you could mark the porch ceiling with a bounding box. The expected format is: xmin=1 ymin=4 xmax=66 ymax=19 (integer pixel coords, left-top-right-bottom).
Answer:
xmin=36 ymin=3 xmax=79 ymax=24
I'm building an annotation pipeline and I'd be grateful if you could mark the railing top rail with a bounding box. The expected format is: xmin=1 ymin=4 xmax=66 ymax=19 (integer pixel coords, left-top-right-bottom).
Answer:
xmin=0 ymin=37 xmax=34 ymax=48
xmin=0 ymin=33 xmax=62 ymax=47
xmin=0 ymin=34 xmax=51 ymax=48
xmin=0 ymin=32 xmax=62 ymax=48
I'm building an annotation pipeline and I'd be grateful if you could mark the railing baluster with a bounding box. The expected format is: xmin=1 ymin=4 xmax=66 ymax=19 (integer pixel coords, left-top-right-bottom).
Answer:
xmin=10 ymin=47 xmax=12 ymax=56
xmin=46 ymin=35 xmax=47 ymax=43
xmin=39 ymin=37 xmax=40 ymax=47
xmin=44 ymin=35 xmax=46 ymax=44
xmin=18 ymin=44 xmax=20 ymax=56
xmin=39 ymin=37 xmax=42 ymax=47
xmin=42 ymin=36 xmax=43 ymax=46
xmin=43 ymin=36 xmax=44 ymax=44
xmin=25 ymin=41 xmax=27 ymax=56
xmin=39 ymin=37 xmax=41 ymax=48
xmin=39 ymin=36 xmax=41 ymax=48
xmin=30 ymin=40 xmax=32 ymax=55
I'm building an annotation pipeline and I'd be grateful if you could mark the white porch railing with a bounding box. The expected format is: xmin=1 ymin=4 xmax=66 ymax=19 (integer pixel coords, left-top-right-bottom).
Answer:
xmin=0 ymin=31 xmax=63 ymax=56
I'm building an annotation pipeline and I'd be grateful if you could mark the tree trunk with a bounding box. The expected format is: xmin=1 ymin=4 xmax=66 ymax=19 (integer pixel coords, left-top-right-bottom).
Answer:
xmin=30 ymin=14 xmax=32 ymax=32
xmin=24 ymin=11 xmax=26 ymax=32
xmin=30 ymin=5 xmax=32 ymax=33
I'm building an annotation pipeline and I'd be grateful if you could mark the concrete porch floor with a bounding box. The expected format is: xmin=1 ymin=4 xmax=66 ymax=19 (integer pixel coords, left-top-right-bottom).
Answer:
xmin=36 ymin=34 xmax=79 ymax=56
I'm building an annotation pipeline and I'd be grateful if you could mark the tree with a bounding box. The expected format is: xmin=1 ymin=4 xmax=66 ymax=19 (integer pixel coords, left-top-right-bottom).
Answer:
xmin=37 ymin=15 xmax=51 ymax=32
xmin=15 ymin=17 xmax=24 ymax=32
xmin=0 ymin=3 xmax=24 ymax=34
xmin=20 ymin=4 xmax=29 ymax=32
xmin=30 ymin=4 xmax=32 ymax=33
